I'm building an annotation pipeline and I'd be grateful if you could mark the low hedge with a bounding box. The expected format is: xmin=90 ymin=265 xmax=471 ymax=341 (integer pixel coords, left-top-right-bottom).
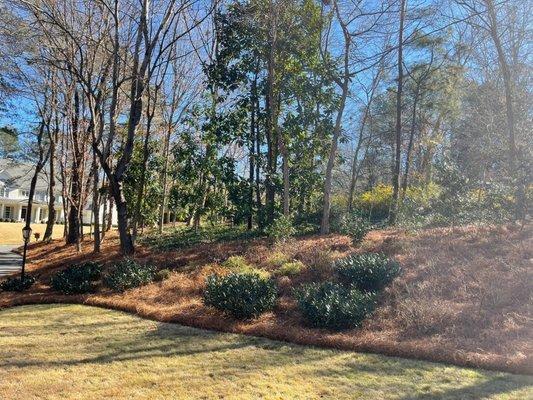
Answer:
xmin=50 ymin=262 xmax=102 ymax=294
xmin=0 ymin=275 xmax=36 ymax=292
xmin=295 ymin=281 xmax=376 ymax=330
xmin=104 ymin=259 xmax=155 ymax=292
xmin=204 ymin=273 xmax=277 ymax=319
xmin=335 ymin=253 xmax=401 ymax=292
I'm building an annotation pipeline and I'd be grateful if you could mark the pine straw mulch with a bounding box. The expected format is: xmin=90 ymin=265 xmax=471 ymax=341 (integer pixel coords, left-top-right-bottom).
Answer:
xmin=1 ymin=223 xmax=531 ymax=375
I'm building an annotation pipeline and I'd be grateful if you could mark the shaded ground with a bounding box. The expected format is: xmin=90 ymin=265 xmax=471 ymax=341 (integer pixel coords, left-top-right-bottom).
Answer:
xmin=0 ymin=304 xmax=531 ymax=400
xmin=0 ymin=223 xmax=531 ymax=374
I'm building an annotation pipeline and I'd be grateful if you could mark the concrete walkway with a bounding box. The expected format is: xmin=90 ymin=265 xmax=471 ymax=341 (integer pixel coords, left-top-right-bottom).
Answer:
xmin=0 ymin=245 xmax=22 ymax=279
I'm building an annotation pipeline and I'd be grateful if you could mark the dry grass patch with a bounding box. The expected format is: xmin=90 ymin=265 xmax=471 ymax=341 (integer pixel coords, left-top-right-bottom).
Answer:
xmin=0 ymin=222 xmax=64 ymax=245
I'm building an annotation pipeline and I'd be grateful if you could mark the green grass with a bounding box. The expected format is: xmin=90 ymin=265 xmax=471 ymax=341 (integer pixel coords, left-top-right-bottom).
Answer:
xmin=140 ymin=224 xmax=259 ymax=251
xmin=0 ymin=305 xmax=531 ymax=399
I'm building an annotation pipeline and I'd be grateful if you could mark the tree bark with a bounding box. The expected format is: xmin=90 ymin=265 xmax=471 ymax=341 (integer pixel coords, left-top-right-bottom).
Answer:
xmin=484 ymin=0 xmax=525 ymax=220
xmin=389 ymin=0 xmax=406 ymax=225
xmin=247 ymin=78 xmax=256 ymax=230
xmin=67 ymin=89 xmax=82 ymax=247
xmin=91 ymin=153 xmax=101 ymax=253
xmin=401 ymin=83 xmax=420 ymax=200
xmin=320 ymin=0 xmax=350 ymax=234
xmin=43 ymin=118 xmax=57 ymax=242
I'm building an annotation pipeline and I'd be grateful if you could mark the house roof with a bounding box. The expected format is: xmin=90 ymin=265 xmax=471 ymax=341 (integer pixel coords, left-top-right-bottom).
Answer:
xmin=0 ymin=158 xmax=50 ymax=192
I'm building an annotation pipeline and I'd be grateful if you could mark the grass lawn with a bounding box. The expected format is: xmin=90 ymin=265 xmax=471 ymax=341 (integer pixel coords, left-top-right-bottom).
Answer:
xmin=0 ymin=305 xmax=530 ymax=400
xmin=0 ymin=222 xmax=64 ymax=245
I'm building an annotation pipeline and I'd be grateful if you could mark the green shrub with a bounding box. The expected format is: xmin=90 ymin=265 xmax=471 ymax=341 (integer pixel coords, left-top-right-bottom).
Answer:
xmin=265 ymin=215 xmax=296 ymax=243
xmin=334 ymin=212 xmax=370 ymax=244
xmin=335 ymin=253 xmax=401 ymax=292
xmin=265 ymin=251 xmax=291 ymax=268
xmin=222 ymin=256 xmax=270 ymax=278
xmin=104 ymin=259 xmax=155 ymax=292
xmin=222 ymin=256 xmax=250 ymax=271
xmin=273 ymin=260 xmax=306 ymax=277
xmin=50 ymin=262 xmax=102 ymax=294
xmin=295 ymin=281 xmax=376 ymax=330
xmin=154 ymin=269 xmax=172 ymax=282
xmin=203 ymin=273 xmax=277 ymax=319
xmin=0 ymin=275 xmax=36 ymax=292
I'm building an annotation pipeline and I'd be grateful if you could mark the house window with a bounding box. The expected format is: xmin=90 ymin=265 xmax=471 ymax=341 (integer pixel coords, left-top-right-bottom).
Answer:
xmin=21 ymin=207 xmax=27 ymax=220
xmin=2 ymin=186 xmax=8 ymax=197
xmin=4 ymin=206 xmax=12 ymax=219
xmin=21 ymin=190 xmax=30 ymax=197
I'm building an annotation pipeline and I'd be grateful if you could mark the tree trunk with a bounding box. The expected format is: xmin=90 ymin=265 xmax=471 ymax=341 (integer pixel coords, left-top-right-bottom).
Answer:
xmin=109 ymin=176 xmax=134 ymax=254
xmin=389 ymin=0 xmax=406 ymax=225
xmin=159 ymin=120 xmax=172 ymax=234
xmin=67 ymin=90 xmax=82 ymax=247
xmin=91 ymin=154 xmax=101 ymax=253
xmin=321 ymin=2 xmax=351 ymax=235
xmin=401 ymin=84 xmax=420 ymax=201
xmin=265 ymin=0 xmax=279 ymax=225
xmin=484 ymin=0 xmax=525 ymax=220
xmin=248 ymin=79 xmax=256 ymax=230
xmin=43 ymin=124 xmax=57 ymax=242
xmin=132 ymin=94 xmax=155 ymax=241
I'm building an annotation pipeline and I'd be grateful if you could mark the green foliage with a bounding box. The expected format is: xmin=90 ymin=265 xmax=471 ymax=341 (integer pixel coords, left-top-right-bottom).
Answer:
xmin=273 ymin=260 xmax=306 ymax=277
xmin=203 ymin=273 xmax=278 ymax=319
xmin=50 ymin=262 xmax=102 ymax=294
xmin=123 ymin=140 xmax=164 ymax=227
xmin=222 ymin=256 xmax=250 ymax=270
xmin=104 ymin=259 xmax=155 ymax=292
xmin=335 ymin=253 xmax=401 ymax=292
xmin=265 ymin=215 xmax=296 ymax=243
xmin=154 ymin=269 xmax=172 ymax=282
xmin=355 ymin=184 xmax=393 ymax=222
xmin=266 ymin=251 xmax=291 ymax=268
xmin=0 ymin=126 xmax=20 ymax=158
xmin=333 ymin=211 xmax=370 ymax=244
xmin=141 ymin=225 xmax=258 ymax=251
xmin=0 ymin=275 xmax=36 ymax=292
xmin=222 ymin=256 xmax=270 ymax=278
xmin=295 ymin=282 xmax=377 ymax=330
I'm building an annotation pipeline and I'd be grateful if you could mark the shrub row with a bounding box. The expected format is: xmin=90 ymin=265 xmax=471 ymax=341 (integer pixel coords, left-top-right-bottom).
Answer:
xmin=0 ymin=275 xmax=36 ymax=292
xmin=1 ymin=257 xmax=171 ymax=295
xmin=202 ymin=252 xmax=400 ymax=331
xmin=294 ymin=252 xmax=401 ymax=330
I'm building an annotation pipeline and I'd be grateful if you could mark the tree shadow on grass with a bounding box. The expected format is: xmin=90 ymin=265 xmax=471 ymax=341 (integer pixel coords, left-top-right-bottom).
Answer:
xmin=0 ymin=312 xmax=333 ymax=372
xmin=399 ymin=375 xmax=532 ymax=400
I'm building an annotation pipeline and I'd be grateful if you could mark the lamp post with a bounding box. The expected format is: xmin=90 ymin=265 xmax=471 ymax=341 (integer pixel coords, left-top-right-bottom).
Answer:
xmin=21 ymin=225 xmax=32 ymax=282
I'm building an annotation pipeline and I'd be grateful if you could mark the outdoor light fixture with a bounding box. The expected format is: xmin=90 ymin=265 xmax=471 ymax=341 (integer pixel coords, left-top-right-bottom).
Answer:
xmin=22 ymin=226 xmax=32 ymax=242
xmin=21 ymin=225 xmax=32 ymax=281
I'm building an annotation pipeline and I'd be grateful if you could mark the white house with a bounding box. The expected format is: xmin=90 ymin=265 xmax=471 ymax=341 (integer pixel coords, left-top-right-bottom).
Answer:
xmin=0 ymin=158 xmax=117 ymax=225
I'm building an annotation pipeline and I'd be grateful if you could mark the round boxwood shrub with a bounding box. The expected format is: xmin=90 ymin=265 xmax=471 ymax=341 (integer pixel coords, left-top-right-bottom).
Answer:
xmin=0 ymin=275 xmax=36 ymax=292
xmin=295 ymin=281 xmax=376 ymax=330
xmin=104 ymin=259 xmax=155 ymax=292
xmin=335 ymin=253 xmax=401 ymax=292
xmin=50 ymin=262 xmax=102 ymax=294
xmin=203 ymin=273 xmax=277 ymax=319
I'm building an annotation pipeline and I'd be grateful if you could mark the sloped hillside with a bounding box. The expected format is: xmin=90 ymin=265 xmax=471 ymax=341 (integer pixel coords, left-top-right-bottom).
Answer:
xmin=1 ymin=223 xmax=531 ymax=374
